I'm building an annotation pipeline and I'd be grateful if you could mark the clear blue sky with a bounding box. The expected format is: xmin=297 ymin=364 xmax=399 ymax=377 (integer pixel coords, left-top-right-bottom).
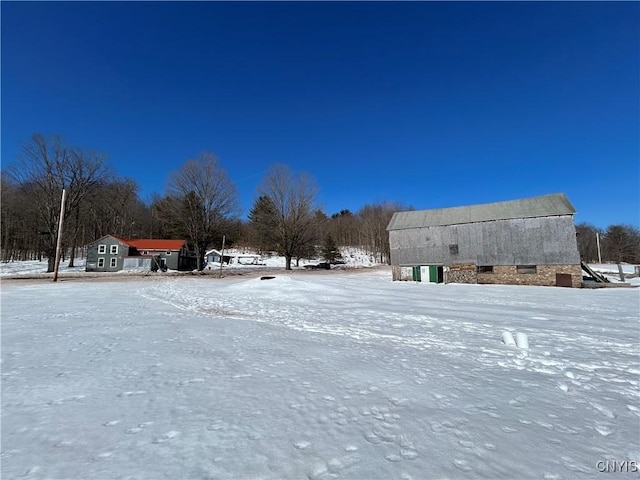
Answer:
xmin=2 ymin=1 xmax=638 ymax=227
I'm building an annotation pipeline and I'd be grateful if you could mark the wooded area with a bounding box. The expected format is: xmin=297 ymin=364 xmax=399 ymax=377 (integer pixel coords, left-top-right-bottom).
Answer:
xmin=1 ymin=135 xmax=408 ymax=270
xmin=2 ymin=134 xmax=638 ymax=271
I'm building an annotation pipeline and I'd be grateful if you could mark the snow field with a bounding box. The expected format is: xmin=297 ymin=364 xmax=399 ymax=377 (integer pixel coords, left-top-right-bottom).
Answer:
xmin=1 ymin=269 xmax=639 ymax=479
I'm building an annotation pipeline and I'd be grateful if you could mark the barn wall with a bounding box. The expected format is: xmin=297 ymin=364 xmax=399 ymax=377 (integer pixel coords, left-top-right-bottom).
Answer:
xmin=389 ymin=215 xmax=580 ymax=267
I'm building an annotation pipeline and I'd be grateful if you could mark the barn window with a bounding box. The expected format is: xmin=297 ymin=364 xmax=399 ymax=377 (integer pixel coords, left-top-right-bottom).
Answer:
xmin=97 ymin=258 xmax=105 ymax=268
xmin=517 ymin=265 xmax=537 ymax=274
xmin=110 ymin=258 xmax=117 ymax=268
xmin=478 ymin=265 xmax=494 ymax=274
xmin=449 ymin=244 xmax=459 ymax=255
xmin=110 ymin=245 xmax=119 ymax=255
xmin=166 ymin=251 xmax=172 ymax=255
xmin=98 ymin=244 xmax=106 ymax=254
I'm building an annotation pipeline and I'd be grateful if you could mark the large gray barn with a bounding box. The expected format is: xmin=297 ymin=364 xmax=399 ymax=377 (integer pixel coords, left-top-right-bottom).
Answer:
xmin=386 ymin=193 xmax=582 ymax=287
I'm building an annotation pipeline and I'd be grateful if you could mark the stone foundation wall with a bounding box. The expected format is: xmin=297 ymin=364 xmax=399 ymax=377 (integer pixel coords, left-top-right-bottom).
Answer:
xmin=394 ymin=263 xmax=582 ymax=287
xmin=477 ymin=264 xmax=582 ymax=288
xmin=446 ymin=263 xmax=477 ymax=284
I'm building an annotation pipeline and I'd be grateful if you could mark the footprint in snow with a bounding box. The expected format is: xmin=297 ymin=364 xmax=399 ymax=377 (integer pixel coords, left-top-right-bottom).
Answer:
xmin=179 ymin=378 xmax=205 ymax=385
xmin=118 ymin=391 xmax=147 ymax=397
xmin=594 ymin=423 xmax=614 ymax=437
xmin=453 ymin=459 xmax=473 ymax=472
xmin=400 ymin=449 xmax=419 ymax=460
xmin=152 ymin=431 xmax=180 ymax=444
xmin=389 ymin=397 xmax=410 ymax=407
xmin=543 ymin=473 xmax=562 ymax=480
xmin=500 ymin=426 xmax=518 ymax=433
xmin=308 ymin=454 xmax=360 ymax=480
xmin=508 ymin=396 xmax=529 ymax=408
xmin=591 ymin=403 xmax=616 ymax=419
xmin=385 ymin=453 xmax=402 ymax=462
xmin=535 ymin=421 xmax=554 ymax=430
xmin=627 ymin=405 xmax=640 ymax=417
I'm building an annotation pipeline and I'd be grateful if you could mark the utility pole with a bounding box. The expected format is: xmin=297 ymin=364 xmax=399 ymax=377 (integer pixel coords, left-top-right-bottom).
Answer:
xmin=219 ymin=235 xmax=226 ymax=278
xmin=53 ymin=189 xmax=67 ymax=282
xmin=596 ymin=232 xmax=602 ymax=264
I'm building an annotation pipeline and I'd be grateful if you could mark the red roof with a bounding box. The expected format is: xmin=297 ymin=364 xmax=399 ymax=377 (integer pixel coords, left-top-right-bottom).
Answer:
xmin=124 ymin=239 xmax=186 ymax=251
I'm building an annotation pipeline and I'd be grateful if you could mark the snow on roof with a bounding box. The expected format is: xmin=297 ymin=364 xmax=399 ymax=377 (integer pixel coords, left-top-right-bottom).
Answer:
xmin=387 ymin=193 xmax=576 ymax=231
xmin=205 ymin=249 xmax=261 ymax=257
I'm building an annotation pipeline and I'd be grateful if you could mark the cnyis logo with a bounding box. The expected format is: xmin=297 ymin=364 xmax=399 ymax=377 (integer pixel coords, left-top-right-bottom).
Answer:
xmin=596 ymin=460 xmax=639 ymax=473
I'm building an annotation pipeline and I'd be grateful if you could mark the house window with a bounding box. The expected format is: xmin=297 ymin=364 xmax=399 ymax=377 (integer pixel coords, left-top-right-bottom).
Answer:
xmin=166 ymin=251 xmax=172 ymax=255
xmin=110 ymin=258 xmax=117 ymax=268
xmin=478 ymin=265 xmax=494 ymax=274
xmin=98 ymin=258 xmax=105 ymax=268
xmin=98 ymin=244 xmax=106 ymax=254
xmin=517 ymin=265 xmax=537 ymax=274
xmin=110 ymin=245 xmax=119 ymax=255
xmin=449 ymin=244 xmax=459 ymax=255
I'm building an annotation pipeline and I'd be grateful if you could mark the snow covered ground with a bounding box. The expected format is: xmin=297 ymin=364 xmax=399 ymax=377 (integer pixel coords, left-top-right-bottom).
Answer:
xmin=2 ymin=266 xmax=639 ymax=479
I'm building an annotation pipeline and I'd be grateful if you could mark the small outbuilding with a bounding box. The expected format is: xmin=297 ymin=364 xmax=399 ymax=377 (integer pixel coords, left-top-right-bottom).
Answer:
xmin=205 ymin=249 xmax=264 ymax=266
xmin=85 ymin=236 xmax=196 ymax=272
xmin=386 ymin=193 xmax=582 ymax=287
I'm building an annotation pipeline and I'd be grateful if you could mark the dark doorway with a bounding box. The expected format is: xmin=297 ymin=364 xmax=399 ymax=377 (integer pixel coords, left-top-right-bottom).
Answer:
xmin=556 ymin=273 xmax=572 ymax=287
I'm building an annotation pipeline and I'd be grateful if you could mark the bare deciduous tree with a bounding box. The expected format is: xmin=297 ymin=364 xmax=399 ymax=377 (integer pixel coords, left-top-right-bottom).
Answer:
xmin=85 ymin=178 xmax=144 ymax=240
xmin=156 ymin=152 xmax=239 ymax=270
xmin=575 ymin=222 xmax=602 ymax=263
xmin=7 ymin=134 xmax=111 ymax=271
xmin=602 ymin=224 xmax=640 ymax=264
xmin=256 ymin=164 xmax=319 ymax=270
xmin=357 ymin=201 xmax=410 ymax=263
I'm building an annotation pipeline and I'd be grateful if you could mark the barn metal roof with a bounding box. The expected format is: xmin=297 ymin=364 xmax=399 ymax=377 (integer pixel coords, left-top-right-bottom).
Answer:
xmin=386 ymin=193 xmax=576 ymax=231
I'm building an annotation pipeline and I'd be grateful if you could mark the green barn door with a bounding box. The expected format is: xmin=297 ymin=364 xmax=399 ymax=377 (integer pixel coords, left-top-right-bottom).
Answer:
xmin=412 ymin=266 xmax=421 ymax=282
xmin=429 ymin=265 xmax=438 ymax=283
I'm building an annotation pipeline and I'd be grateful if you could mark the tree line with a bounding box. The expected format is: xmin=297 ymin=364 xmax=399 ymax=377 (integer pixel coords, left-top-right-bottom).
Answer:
xmin=3 ymin=135 xmax=638 ymax=272
xmin=1 ymin=134 xmax=405 ymax=271
xmin=575 ymin=223 xmax=640 ymax=264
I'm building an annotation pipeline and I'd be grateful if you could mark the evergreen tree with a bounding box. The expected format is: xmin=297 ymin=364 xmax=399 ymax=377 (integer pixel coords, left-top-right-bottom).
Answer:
xmin=321 ymin=233 xmax=342 ymax=264
xmin=248 ymin=195 xmax=278 ymax=253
